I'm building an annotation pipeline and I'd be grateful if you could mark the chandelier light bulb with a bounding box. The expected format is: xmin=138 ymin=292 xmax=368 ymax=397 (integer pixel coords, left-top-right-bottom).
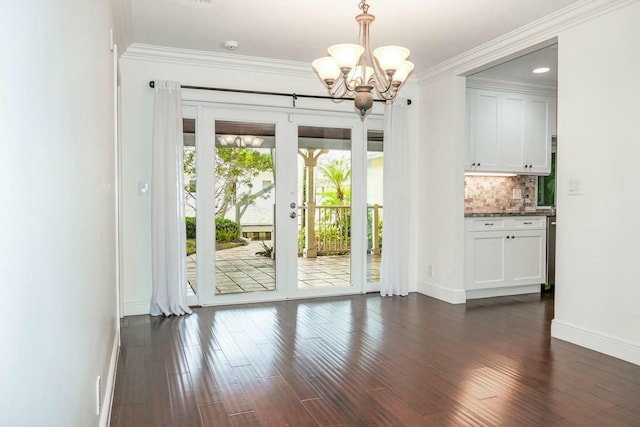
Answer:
xmin=312 ymin=57 xmax=341 ymax=82
xmin=327 ymin=44 xmax=364 ymax=71
xmin=373 ymin=46 xmax=411 ymax=73
xmin=217 ymin=135 xmax=263 ymax=148
xmin=391 ymin=61 xmax=415 ymax=83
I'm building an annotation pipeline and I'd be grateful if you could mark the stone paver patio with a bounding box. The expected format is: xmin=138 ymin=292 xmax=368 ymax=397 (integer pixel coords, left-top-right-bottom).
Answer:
xmin=187 ymin=240 xmax=380 ymax=295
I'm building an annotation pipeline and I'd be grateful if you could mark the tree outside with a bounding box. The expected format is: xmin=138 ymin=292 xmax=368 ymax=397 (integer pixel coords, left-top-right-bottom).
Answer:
xmin=183 ymin=146 xmax=274 ymax=221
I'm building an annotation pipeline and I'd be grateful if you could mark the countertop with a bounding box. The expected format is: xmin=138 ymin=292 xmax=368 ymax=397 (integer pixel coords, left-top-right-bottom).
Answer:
xmin=465 ymin=209 xmax=556 ymax=217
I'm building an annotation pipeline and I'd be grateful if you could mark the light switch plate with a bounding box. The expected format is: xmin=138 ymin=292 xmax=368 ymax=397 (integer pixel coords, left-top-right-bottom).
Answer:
xmin=138 ymin=181 xmax=149 ymax=197
xmin=568 ymin=178 xmax=584 ymax=196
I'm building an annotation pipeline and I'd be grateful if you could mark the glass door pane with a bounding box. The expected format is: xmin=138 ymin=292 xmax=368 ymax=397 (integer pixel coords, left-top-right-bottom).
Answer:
xmin=297 ymin=125 xmax=352 ymax=290
xmin=366 ymin=129 xmax=383 ymax=285
xmin=213 ymin=120 xmax=277 ymax=296
xmin=183 ymin=118 xmax=198 ymax=302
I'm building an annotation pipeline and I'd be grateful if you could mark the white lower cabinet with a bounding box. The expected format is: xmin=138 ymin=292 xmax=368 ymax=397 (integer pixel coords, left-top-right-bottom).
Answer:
xmin=465 ymin=216 xmax=546 ymax=298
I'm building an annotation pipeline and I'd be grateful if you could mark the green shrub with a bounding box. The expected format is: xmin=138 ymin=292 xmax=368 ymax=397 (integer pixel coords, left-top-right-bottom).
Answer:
xmin=186 ymin=238 xmax=196 ymax=255
xmin=185 ymin=217 xmax=241 ymax=241
xmin=185 ymin=217 xmax=197 ymax=239
xmin=216 ymin=218 xmax=241 ymax=241
xmin=255 ymin=241 xmax=274 ymax=258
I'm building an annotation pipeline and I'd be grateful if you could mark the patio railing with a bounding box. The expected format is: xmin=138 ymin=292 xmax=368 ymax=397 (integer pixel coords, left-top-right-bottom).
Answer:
xmin=297 ymin=204 xmax=382 ymax=257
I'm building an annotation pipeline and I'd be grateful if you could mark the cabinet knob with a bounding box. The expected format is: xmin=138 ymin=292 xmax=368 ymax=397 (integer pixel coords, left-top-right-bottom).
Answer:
xmin=471 ymin=162 xmax=476 ymax=166
xmin=512 ymin=235 xmax=515 ymax=239
xmin=477 ymin=163 xmax=481 ymax=166
xmin=506 ymin=236 xmax=510 ymax=239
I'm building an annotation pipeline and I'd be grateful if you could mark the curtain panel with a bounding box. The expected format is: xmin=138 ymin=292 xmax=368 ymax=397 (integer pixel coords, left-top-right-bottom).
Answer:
xmin=380 ymin=100 xmax=410 ymax=296
xmin=150 ymin=81 xmax=192 ymax=316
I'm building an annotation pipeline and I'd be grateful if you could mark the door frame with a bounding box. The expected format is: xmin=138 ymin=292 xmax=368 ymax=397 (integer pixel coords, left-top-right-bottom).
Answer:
xmin=182 ymin=96 xmax=383 ymax=306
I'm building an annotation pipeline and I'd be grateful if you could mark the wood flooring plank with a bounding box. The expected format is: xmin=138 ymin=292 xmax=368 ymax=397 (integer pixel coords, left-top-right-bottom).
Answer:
xmin=229 ymin=411 xmax=261 ymax=427
xmin=111 ymin=293 xmax=640 ymax=427
xmin=168 ymin=372 xmax=202 ymax=427
xmin=110 ymin=404 xmax=148 ymax=427
xmin=301 ymin=397 xmax=349 ymax=426
xmin=198 ymin=402 xmax=233 ymax=427
xmin=366 ymin=387 xmax=424 ymax=426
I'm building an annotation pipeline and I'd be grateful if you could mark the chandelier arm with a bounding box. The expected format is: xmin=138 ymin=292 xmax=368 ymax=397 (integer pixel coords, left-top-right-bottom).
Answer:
xmin=361 ymin=12 xmax=394 ymax=97
xmin=376 ymin=87 xmax=397 ymax=100
xmin=328 ymin=77 xmax=351 ymax=99
xmin=342 ymin=72 xmax=359 ymax=93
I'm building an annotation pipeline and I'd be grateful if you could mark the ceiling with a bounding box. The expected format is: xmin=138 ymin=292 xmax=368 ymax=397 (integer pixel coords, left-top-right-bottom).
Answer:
xmin=471 ymin=44 xmax=558 ymax=86
xmin=131 ymin=0 xmax=579 ymax=75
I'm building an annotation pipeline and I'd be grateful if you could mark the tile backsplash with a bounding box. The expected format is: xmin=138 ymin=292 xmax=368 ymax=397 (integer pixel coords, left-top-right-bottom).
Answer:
xmin=465 ymin=175 xmax=537 ymax=214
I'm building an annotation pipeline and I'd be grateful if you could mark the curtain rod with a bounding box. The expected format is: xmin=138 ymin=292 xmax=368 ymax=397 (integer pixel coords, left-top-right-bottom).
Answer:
xmin=148 ymin=81 xmax=411 ymax=106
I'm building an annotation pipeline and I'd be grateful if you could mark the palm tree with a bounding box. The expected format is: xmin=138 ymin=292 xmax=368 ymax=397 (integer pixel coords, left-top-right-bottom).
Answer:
xmin=318 ymin=159 xmax=351 ymax=205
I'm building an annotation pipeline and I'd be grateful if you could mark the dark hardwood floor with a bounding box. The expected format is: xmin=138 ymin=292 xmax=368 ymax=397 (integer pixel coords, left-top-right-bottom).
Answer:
xmin=110 ymin=293 xmax=640 ymax=426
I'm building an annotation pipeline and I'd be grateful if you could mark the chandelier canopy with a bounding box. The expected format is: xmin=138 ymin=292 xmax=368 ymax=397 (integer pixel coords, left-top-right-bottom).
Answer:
xmin=312 ymin=1 xmax=414 ymax=117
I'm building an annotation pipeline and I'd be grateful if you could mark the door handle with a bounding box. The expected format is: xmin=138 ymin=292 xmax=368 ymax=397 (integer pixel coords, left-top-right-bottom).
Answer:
xmin=289 ymin=211 xmax=297 ymax=219
xmin=290 ymin=202 xmax=297 ymax=209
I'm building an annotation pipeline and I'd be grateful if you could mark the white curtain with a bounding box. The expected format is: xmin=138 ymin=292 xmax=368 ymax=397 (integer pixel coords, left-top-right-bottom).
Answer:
xmin=150 ymin=81 xmax=192 ymax=316
xmin=380 ymin=100 xmax=410 ymax=296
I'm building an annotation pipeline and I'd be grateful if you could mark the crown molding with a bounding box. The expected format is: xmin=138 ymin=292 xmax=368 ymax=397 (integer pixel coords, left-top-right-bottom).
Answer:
xmin=466 ymin=76 xmax=557 ymax=97
xmin=417 ymin=0 xmax=637 ymax=85
xmin=120 ymin=42 xmax=419 ymax=100
xmin=121 ymin=43 xmax=315 ymax=78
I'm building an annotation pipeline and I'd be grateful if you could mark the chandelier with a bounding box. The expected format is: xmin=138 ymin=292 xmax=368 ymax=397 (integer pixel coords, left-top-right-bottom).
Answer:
xmin=217 ymin=135 xmax=264 ymax=147
xmin=312 ymin=0 xmax=414 ymax=117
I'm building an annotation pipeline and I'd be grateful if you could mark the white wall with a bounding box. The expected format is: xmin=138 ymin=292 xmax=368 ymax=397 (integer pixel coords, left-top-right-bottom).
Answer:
xmin=412 ymin=0 xmax=640 ymax=364
xmin=119 ymin=48 xmax=417 ymax=314
xmin=0 ymin=1 xmax=119 ymax=426
xmin=551 ymin=2 xmax=640 ymax=365
xmin=414 ymin=76 xmax=467 ymax=303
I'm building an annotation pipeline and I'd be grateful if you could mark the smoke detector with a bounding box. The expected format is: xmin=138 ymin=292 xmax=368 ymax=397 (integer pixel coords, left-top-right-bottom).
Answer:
xmin=172 ymin=0 xmax=214 ymax=6
xmin=224 ymin=40 xmax=239 ymax=51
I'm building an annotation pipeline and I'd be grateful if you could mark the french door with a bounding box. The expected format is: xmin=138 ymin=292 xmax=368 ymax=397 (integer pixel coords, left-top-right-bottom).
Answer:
xmin=183 ymin=102 xmax=381 ymax=306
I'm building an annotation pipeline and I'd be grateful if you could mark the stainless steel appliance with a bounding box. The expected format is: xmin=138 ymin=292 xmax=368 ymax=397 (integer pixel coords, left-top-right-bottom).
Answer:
xmin=546 ymin=216 xmax=556 ymax=288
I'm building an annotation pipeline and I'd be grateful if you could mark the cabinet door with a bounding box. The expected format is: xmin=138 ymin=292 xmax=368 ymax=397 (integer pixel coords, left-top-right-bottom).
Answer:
xmin=465 ymin=231 xmax=506 ymax=289
xmin=525 ymin=97 xmax=555 ymax=174
xmin=471 ymin=90 xmax=501 ymax=171
xmin=465 ymin=89 xmax=474 ymax=169
xmin=509 ymin=230 xmax=546 ymax=286
xmin=500 ymin=93 xmax=526 ymax=172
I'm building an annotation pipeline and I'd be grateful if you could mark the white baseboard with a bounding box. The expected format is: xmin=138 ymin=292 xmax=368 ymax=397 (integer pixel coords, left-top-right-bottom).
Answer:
xmin=416 ymin=281 xmax=467 ymax=304
xmin=124 ymin=300 xmax=150 ymax=316
xmin=465 ymin=284 xmax=540 ymax=300
xmin=100 ymin=329 xmax=121 ymax=427
xmin=551 ymin=320 xmax=640 ymax=366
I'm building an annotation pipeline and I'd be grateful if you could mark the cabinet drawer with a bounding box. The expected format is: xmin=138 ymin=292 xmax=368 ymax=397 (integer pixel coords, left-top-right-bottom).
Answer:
xmin=466 ymin=218 xmax=506 ymax=231
xmin=509 ymin=217 xmax=545 ymax=229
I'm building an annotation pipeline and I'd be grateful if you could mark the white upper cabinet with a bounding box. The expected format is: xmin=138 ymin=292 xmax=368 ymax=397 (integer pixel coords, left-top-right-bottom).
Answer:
xmin=501 ymin=93 xmax=526 ymax=171
xmin=466 ymin=88 xmax=556 ymax=175
xmin=467 ymin=89 xmax=501 ymax=172
xmin=524 ymin=96 xmax=556 ymax=174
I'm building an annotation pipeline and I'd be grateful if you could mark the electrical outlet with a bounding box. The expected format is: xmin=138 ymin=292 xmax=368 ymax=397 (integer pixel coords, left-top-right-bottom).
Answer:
xmin=427 ymin=264 xmax=433 ymax=277
xmin=512 ymin=188 xmax=522 ymax=199
xmin=96 ymin=376 xmax=101 ymax=415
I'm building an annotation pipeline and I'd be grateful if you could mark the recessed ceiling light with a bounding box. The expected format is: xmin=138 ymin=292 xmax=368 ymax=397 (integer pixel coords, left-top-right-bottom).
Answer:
xmin=533 ymin=67 xmax=550 ymax=74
